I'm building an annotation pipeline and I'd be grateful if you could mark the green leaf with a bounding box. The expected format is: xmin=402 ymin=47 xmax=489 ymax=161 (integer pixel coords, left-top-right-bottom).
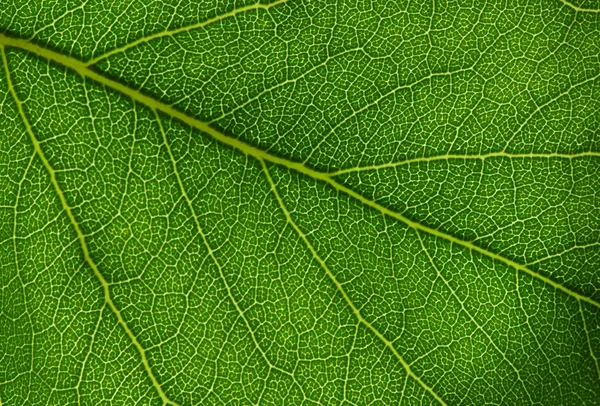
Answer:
xmin=1 ymin=0 xmax=599 ymax=404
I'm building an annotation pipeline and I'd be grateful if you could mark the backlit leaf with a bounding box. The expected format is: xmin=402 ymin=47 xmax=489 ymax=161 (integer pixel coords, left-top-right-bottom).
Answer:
xmin=1 ymin=0 xmax=599 ymax=404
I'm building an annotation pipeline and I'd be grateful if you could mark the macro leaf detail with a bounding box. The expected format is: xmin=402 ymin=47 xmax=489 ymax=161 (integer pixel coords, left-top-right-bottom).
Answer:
xmin=0 ymin=0 xmax=599 ymax=405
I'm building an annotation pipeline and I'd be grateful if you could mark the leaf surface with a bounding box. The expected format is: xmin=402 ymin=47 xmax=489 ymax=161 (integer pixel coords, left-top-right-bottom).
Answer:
xmin=0 ymin=0 xmax=599 ymax=404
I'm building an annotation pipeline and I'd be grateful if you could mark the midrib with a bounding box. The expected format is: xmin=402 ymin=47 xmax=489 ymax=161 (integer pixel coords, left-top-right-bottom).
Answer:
xmin=0 ymin=33 xmax=597 ymax=315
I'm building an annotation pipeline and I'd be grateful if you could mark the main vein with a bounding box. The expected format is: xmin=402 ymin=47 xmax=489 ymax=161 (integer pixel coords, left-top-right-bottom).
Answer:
xmin=0 ymin=33 xmax=598 ymax=312
xmin=260 ymin=159 xmax=447 ymax=406
xmin=1 ymin=45 xmax=179 ymax=406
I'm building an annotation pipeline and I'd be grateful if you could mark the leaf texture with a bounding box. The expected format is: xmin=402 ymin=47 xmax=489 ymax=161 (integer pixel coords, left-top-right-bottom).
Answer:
xmin=0 ymin=0 xmax=599 ymax=404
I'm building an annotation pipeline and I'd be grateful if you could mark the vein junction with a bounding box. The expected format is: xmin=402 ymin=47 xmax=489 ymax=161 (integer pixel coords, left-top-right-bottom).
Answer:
xmin=261 ymin=159 xmax=448 ymax=405
xmin=1 ymin=44 xmax=180 ymax=406
xmin=85 ymin=0 xmax=288 ymax=66
xmin=0 ymin=33 xmax=597 ymax=314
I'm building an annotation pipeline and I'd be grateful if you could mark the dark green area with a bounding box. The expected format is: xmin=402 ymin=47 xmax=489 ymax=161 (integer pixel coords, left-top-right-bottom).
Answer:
xmin=1 ymin=0 xmax=599 ymax=404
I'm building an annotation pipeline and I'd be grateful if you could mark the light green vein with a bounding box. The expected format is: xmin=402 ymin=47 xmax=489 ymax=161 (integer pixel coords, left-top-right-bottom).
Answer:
xmin=86 ymin=0 xmax=288 ymax=66
xmin=319 ymin=173 xmax=600 ymax=309
xmin=1 ymin=33 xmax=598 ymax=311
xmin=260 ymin=159 xmax=448 ymax=406
xmin=30 ymin=1 xmax=89 ymax=39
xmin=1 ymin=45 xmax=179 ymax=406
xmin=526 ymin=242 xmax=600 ymax=266
xmin=561 ymin=0 xmax=600 ymax=12
xmin=76 ymin=303 xmax=106 ymax=403
xmin=415 ymin=231 xmax=534 ymax=403
xmin=154 ymin=110 xmax=308 ymax=400
xmin=302 ymin=65 xmax=476 ymax=165
xmin=579 ymin=300 xmax=600 ymax=380
xmin=330 ymin=151 xmax=600 ymax=175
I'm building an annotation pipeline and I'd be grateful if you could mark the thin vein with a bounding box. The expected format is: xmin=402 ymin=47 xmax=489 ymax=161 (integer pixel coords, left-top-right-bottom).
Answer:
xmin=561 ymin=0 xmax=600 ymax=12
xmin=86 ymin=0 xmax=288 ymax=66
xmin=330 ymin=152 xmax=600 ymax=175
xmin=154 ymin=111 xmax=307 ymax=398
xmin=76 ymin=303 xmax=106 ymax=403
xmin=1 ymin=34 xmax=598 ymax=311
xmin=500 ymin=71 xmax=600 ymax=152
xmin=12 ymin=152 xmax=35 ymax=393
xmin=260 ymin=159 xmax=448 ymax=406
xmin=1 ymin=45 xmax=179 ymax=406
xmin=30 ymin=0 xmax=90 ymax=38
xmin=526 ymin=241 xmax=600 ymax=266
xmin=302 ymin=65 xmax=476 ymax=165
xmin=416 ymin=231 xmax=534 ymax=403
xmin=579 ymin=300 xmax=600 ymax=380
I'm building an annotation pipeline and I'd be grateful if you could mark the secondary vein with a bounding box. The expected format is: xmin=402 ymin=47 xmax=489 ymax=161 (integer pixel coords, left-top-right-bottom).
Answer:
xmin=260 ymin=159 xmax=448 ymax=406
xmin=416 ymin=231 xmax=534 ymax=403
xmin=154 ymin=111 xmax=309 ymax=400
xmin=1 ymin=45 xmax=179 ymax=406
xmin=330 ymin=151 xmax=600 ymax=175
xmin=86 ymin=0 xmax=288 ymax=66
xmin=560 ymin=0 xmax=600 ymax=12
xmin=579 ymin=300 xmax=600 ymax=380
xmin=0 ymin=33 xmax=598 ymax=311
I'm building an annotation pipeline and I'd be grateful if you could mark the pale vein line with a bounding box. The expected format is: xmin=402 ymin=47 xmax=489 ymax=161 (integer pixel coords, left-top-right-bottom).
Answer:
xmin=330 ymin=152 xmax=600 ymax=175
xmin=415 ymin=231 xmax=534 ymax=403
xmin=260 ymin=159 xmax=448 ymax=406
xmin=0 ymin=45 xmax=179 ymax=406
xmin=210 ymin=47 xmax=360 ymax=123
xmin=86 ymin=0 xmax=288 ymax=66
xmin=302 ymin=65 xmax=476 ymax=165
xmin=526 ymin=241 xmax=600 ymax=266
xmin=398 ymin=373 xmax=410 ymax=405
xmin=12 ymin=152 xmax=35 ymax=398
xmin=500 ymin=71 xmax=600 ymax=152
xmin=76 ymin=303 xmax=106 ymax=403
xmin=0 ymin=34 xmax=598 ymax=310
xmin=343 ymin=324 xmax=360 ymax=405
xmin=30 ymin=0 xmax=90 ymax=39
xmin=319 ymin=175 xmax=600 ymax=309
xmin=561 ymin=0 xmax=600 ymax=12
xmin=154 ymin=111 xmax=307 ymax=400
xmin=579 ymin=300 xmax=600 ymax=380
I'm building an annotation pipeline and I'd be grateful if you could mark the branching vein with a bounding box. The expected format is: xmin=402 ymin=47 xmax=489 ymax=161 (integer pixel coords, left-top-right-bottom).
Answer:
xmin=261 ymin=159 xmax=448 ymax=406
xmin=560 ymin=0 xmax=600 ymax=12
xmin=86 ymin=0 xmax=288 ymax=66
xmin=1 ymin=44 xmax=179 ymax=406
xmin=416 ymin=231 xmax=534 ymax=403
xmin=154 ymin=110 xmax=308 ymax=400
xmin=330 ymin=151 xmax=600 ymax=175
xmin=0 ymin=33 xmax=597 ymax=311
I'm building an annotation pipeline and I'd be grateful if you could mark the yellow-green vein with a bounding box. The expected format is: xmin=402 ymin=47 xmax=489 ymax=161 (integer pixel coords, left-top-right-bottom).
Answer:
xmin=76 ymin=303 xmax=106 ymax=403
xmin=0 ymin=33 xmax=598 ymax=312
xmin=319 ymin=172 xmax=600 ymax=309
xmin=260 ymin=158 xmax=448 ymax=406
xmin=330 ymin=151 xmax=600 ymax=175
xmin=1 ymin=44 xmax=179 ymax=406
xmin=86 ymin=0 xmax=288 ymax=66
xmin=154 ymin=110 xmax=309 ymax=400
xmin=415 ymin=230 xmax=534 ymax=403
xmin=561 ymin=0 xmax=600 ymax=12
xmin=579 ymin=300 xmax=600 ymax=380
